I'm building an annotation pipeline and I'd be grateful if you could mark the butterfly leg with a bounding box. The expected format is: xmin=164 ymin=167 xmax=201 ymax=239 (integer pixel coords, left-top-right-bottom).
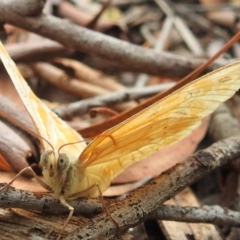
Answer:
xmin=56 ymin=195 xmax=74 ymax=240
xmin=69 ymin=183 xmax=119 ymax=229
xmin=0 ymin=166 xmax=52 ymax=192
xmin=95 ymin=183 xmax=119 ymax=229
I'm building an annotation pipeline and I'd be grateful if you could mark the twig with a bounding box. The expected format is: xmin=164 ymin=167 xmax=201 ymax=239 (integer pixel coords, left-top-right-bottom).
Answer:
xmin=153 ymin=204 xmax=240 ymax=227
xmin=140 ymin=24 xmax=157 ymax=46
xmin=54 ymin=58 xmax=126 ymax=91
xmin=0 ymin=184 xmax=104 ymax=215
xmin=54 ymin=83 xmax=175 ymax=119
xmin=4 ymin=40 xmax=73 ymax=63
xmin=174 ymin=4 xmax=229 ymax=40
xmin=155 ymin=16 xmax=174 ymax=51
xmin=135 ymin=17 xmax=174 ymax=88
xmin=31 ymin=62 xmax=110 ymax=98
xmin=154 ymin=0 xmax=204 ymax=56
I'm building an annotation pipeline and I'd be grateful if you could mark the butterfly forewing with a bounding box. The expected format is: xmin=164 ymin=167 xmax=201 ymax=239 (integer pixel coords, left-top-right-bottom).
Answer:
xmin=0 ymin=42 xmax=86 ymax=155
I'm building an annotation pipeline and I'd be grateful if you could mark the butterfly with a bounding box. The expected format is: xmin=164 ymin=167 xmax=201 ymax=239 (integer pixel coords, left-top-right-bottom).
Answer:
xmin=0 ymin=40 xmax=240 ymax=236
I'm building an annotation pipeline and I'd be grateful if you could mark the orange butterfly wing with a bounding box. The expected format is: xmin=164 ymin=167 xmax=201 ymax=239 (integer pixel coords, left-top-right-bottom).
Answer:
xmin=0 ymin=42 xmax=86 ymax=156
xmin=77 ymin=63 xmax=240 ymax=196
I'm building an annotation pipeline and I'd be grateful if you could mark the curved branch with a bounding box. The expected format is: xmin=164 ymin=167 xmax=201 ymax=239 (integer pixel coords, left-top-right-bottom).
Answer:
xmin=68 ymin=136 xmax=240 ymax=239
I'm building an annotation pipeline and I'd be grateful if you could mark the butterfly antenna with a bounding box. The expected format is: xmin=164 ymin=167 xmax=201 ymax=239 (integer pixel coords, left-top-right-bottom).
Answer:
xmin=32 ymin=131 xmax=54 ymax=152
xmin=58 ymin=140 xmax=89 ymax=154
xmin=58 ymin=133 xmax=117 ymax=154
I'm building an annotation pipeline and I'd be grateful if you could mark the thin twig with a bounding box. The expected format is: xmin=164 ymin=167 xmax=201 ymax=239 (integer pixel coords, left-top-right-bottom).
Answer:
xmin=135 ymin=16 xmax=174 ymax=88
xmin=54 ymin=83 xmax=175 ymax=119
xmin=154 ymin=0 xmax=204 ymax=56
xmin=31 ymin=62 xmax=110 ymax=98
xmin=53 ymin=58 xmax=126 ymax=91
xmin=153 ymin=204 xmax=240 ymax=227
xmin=4 ymin=40 xmax=73 ymax=63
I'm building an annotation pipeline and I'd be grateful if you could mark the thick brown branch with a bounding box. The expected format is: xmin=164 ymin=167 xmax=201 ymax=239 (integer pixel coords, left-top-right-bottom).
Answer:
xmin=0 ymin=1 xmax=227 ymax=78
xmin=0 ymin=185 xmax=103 ymax=215
xmin=66 ymin=136 xmax=240 ymax=239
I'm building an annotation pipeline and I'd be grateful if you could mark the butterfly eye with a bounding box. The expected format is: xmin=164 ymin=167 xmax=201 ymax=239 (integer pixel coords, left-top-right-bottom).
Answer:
xmin=57 ymin=153 xmax=69 ymax=171
xmin=40 ymin=150 xmax=53 ymax=167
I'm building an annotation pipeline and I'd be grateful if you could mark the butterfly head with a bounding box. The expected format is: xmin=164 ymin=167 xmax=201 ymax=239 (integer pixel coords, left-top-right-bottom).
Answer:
xmin=40 ymin=150 xmax=70 ymax=177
